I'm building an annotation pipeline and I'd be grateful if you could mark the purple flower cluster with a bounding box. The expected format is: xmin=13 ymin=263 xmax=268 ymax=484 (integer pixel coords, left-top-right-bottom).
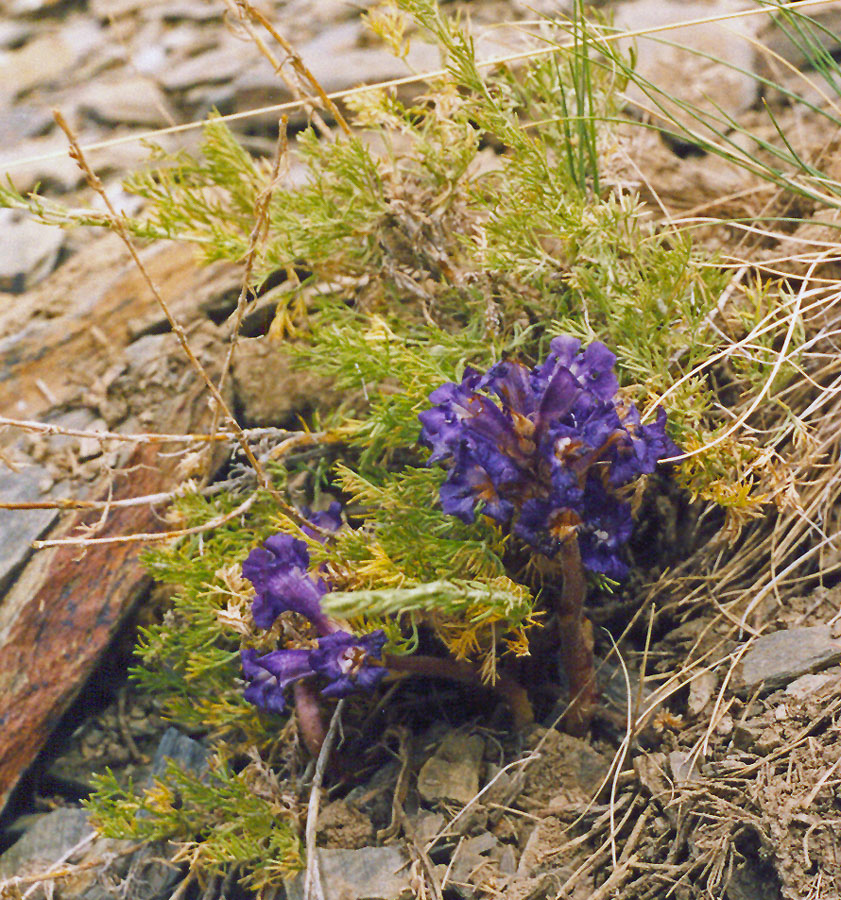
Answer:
xmin=240 ymin=503 xmax=387 ymax=714
xmin=418 ymin=337 xmax=678 ymax=579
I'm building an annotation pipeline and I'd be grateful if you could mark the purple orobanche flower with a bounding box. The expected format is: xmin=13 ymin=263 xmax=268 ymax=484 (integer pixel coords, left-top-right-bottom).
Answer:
xmin=241 ymin=628 xmax=387 ymax=713
xmin=418 ymin=336 xmax=678 ymax=578
xmin=241 ymin=505 xmax=344 ymax=632
xmin=300 ymin=500 xmax=344 ymax=540
xmin=310 ymin=630 xmax=388 ymax=697
xmin=241 ymin=534 xmax=332 ymax=632
xmin=241 ymin=504 xmax=388 ymax=714
xmin=241 ymin=647 xmax=313 ymax=714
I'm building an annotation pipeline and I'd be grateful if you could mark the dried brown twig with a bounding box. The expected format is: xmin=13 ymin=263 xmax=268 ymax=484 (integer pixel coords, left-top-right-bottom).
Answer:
xmin=222 ymin=0 xmax=335 ymax=139
xmin=32 ymin=491 xmax=258 ymax=548
xmin=225 ymin=0 xmax=351 ymax=137
xmin=0 ymin=414 xmax=286 ymax=445
xmin=204 ymin=114 xmax=289 ymax=456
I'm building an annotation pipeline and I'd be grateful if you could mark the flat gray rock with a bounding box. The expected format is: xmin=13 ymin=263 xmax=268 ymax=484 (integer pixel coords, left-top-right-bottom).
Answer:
xmin=0 ymin=807 xmax=92 ymax=881
xmin=150 ymin=726 xmax=208 ymax=778
xmin=77 ymin=77 xmax=176 ymax=128
xmin=736 ymin=625 xmax=841 ymax=693
xmin=0 ymin=209 xmax=65 ymax=294
xmin=0 ymin=464 xmax=59 ymax=605
xmin=285 ymin=847 xmax=413 ymax=900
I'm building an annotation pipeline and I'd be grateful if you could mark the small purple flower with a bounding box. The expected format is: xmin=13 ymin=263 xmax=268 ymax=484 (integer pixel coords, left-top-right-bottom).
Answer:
xmin=310 ymin=630 xmax=387 ymax=697
xmin=242 ymin=533 xmax=331 ymax=632
xmin=241 ymin=631 xmax=388 ymax=713
xmin=577 ymin=480 xmax=634 ymax=579
xmin=241 ymin=648 xmax=314 ymax=714
xmin=419 ymin=336 xmax=678 ymax=575
xmin=300 ymin=501 xmax=344 ymax=540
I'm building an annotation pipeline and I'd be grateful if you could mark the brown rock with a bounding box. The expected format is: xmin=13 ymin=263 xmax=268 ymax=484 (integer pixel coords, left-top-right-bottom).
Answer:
xmin=317 ymin=800 xmax=375 ymax=850
xmin=231 ymin=337 xmax=338 ymax=427
xmin=0 ymin=233 xmax=238 ymax=423
xmin=0 ymin=234 xmax=238 ymax=814
xmin=417 ymin=731 xmax=485 ymax=806
xmin=521 ymin=727 xmax=612 ymax=807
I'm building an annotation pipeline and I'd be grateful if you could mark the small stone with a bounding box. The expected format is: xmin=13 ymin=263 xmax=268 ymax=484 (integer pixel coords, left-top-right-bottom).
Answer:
xmin=448 ymin=832 xmax=499 ymax=891
xmin=0 ymin=209 xmax=65 ymax=294
xmin=755 ymin=726 xmax=783 ymax=755
xmin=412 ymin=811 xmax=445 ymax=843
xmin=614 ymin=0 xmax=758 ymax=134
xmin=735 ymin=625 xmax=841 ymax=693
xmin=497 ymin=844 xmax=517 ymax=875
xmin=0 ymin=463 xmax=60 ymax=597
xmin=284 ymin=847 xmax=413 ymax=900
xmin=0 ymin=132 xmax=85 ymax=194
xmin=0 ymin=21 xmax=101 ymax=98
xmin=0 ymin=105 xmax=53 ymax=143
xmin=733 ymin=720 xmax=764 ymax=751
xmin=522 ymin=728 xmax=612 ymax=807
xmin=77 ymin=420 xmax=108 ymax=461
xmin=231 ymin=337 xmax=340 ymax=427
xmin=77 ymin=77 xmax=176 ymax=128
xmin=687 ymin=670 xmax=718 ymax=718
xmin=417 ymin=732 xmax=485 ymax=806
xmin=785 ymin=672 xmax=836 ymax=699
xmin=715 ymin=714 xmax=734 ymax=738
xmin=668 ymin=750 xmax=700 ymax=785
xmin=150 ymin=727 xmax=207 ymax=778
xmin=159 ymin=42 xmax=247 ymax=91
xmin=9 ymin=0 xmax=70 ymax=13
xmin=317 ymin=800 xmax=374 ymax=850
xmin=0 ymin=20 xmax=35 ymax=50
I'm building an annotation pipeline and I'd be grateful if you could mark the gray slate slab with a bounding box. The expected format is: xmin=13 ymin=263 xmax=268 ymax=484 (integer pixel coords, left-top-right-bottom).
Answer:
xmin=0 ymin=465 xmax=58 ymax=601
xmin=285 ymin=847 xmax=413 ymax=900
xmin=736 ymin=625 xmax=841 ymax=693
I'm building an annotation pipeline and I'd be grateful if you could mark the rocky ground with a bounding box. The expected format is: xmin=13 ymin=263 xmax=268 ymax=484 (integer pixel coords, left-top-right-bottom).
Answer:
xmin=2 ymin=0 xmax=841 ymax=899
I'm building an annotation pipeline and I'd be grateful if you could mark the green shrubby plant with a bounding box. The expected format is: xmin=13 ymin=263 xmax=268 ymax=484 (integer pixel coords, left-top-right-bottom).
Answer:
xmin=9 ymin=0 xmax=827 ymax=886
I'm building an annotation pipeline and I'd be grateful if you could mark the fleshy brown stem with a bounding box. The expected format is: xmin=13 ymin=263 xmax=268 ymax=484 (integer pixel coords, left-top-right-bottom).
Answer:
xmin=554 ymin=536 xmax=598 ymax=736
xmin=384 ymin=653 xmax=534 ymax=728
xmin=293 ymin=680 xmax=327 ymax=757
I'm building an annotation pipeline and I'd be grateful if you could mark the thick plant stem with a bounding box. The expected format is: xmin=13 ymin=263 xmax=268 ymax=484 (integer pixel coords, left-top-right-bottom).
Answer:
xmin=385 ymin=653 xmax=534 ymax=729
xmin=554 ymin=536 xmax=598 ymax=736
xmin=293 ymin=680 xmax=327 ymax=757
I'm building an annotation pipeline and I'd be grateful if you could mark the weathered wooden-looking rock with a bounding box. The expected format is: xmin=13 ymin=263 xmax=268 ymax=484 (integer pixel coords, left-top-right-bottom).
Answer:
xmin=0 ymin=235 xmax=239 ymax=814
